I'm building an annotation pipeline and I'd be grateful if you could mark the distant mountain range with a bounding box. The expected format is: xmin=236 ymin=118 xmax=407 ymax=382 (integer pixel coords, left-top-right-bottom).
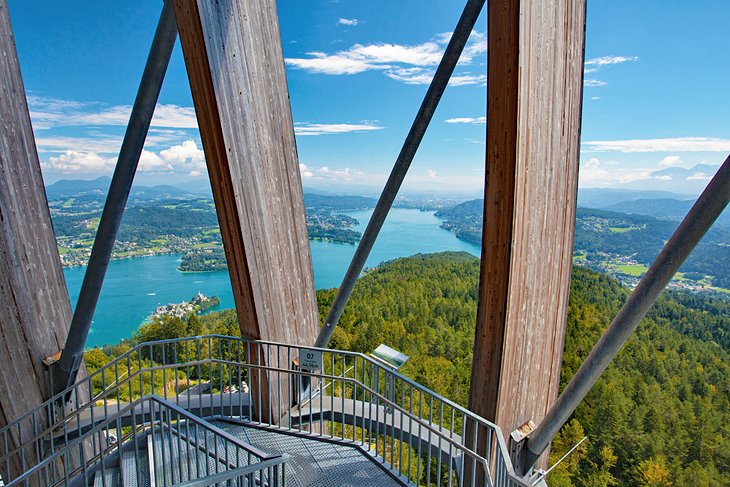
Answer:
xmin=596 ymin=163 xmax=722 ymax=194
xmin=45 ymin=177 xmax=382 ymax=211
xmin=578 ymin=188 xmax=729 ymax=228
xmin=45 ymin=177 xmax=208 ymax=201
xmin=303 ymin=193 xmax=376 ymax=210
xmin=45 ymin=177 xmax=728 ymax=228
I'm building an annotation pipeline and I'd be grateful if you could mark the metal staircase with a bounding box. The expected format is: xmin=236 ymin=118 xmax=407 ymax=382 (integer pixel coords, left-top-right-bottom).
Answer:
xmin=90 ymin=418 xmax=287 ymax=487
xmin=0 ymin=336 xmax=528 ymax=486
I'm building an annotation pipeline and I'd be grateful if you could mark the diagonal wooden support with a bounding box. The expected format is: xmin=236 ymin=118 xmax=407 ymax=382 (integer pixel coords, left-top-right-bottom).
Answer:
xmin=173 ymin=0 xmax=319 ymax=423
xmin=469 ymin=0 xmax=586 ymax=473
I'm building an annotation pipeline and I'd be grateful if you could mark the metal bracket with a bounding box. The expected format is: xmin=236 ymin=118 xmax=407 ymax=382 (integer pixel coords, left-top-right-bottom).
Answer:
xmin=509 ymin=419 xmax=536 ymax=477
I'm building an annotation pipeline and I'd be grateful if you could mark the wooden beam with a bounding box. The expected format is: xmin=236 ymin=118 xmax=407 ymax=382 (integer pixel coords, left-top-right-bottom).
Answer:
xmin=469 ymin=0 xmax=586 ymax=467
xmin=173 ymin=0 xmax=319 ymax=421
xmin=0 ymin=0 xmax=76 ymax=478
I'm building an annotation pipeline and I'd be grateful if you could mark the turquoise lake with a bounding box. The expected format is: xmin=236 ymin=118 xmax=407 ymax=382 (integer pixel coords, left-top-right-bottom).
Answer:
xmin=64 ymin=208 xmax=480 ymax=347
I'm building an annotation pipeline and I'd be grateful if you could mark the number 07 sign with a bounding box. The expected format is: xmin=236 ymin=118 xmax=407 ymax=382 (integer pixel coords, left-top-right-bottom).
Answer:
xmin=298 ymin=348 xmax=323 ymax=371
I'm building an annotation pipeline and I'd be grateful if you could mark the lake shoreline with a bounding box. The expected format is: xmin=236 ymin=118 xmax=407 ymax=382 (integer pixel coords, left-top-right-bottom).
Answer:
xmin=65 ymin=209 xmax=479 ymax=348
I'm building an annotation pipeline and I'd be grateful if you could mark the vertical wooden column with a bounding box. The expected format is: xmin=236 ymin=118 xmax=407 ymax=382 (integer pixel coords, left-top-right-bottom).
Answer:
xmin=469 ymin=0 xmax=586 ymax=466
xmin=173 ymin=0 xmax=319 ymax=421
xmin=0 ymin=0 xmax=75 ymax=478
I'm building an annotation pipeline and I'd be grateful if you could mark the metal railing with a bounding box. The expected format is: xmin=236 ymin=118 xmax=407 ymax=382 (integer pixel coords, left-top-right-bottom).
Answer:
xmin=0 ymin=336 xmax=527 ymax=486
xmin=2 ymin=395 xmax=286 ymax=487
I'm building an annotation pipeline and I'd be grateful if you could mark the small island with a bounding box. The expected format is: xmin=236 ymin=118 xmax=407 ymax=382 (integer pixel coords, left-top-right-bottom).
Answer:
xmin=150 ymin=292 xmax=220 ymax=320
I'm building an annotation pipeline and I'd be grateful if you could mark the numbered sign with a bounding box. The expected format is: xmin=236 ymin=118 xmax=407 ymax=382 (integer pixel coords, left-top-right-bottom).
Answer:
xmin=299 ymin=348 xmax=323 ymax=371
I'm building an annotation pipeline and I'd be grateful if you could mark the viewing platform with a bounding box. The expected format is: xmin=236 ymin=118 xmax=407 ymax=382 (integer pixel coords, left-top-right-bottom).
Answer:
xmin=0 ymin=336 xmax=530 ymax=486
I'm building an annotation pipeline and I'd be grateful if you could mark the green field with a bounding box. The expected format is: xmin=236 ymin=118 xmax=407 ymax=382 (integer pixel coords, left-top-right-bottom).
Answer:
xmin=608 ymin=226 xmax=634 ymax=233
xmin=616 ymin=263 xmax=648 ymax=276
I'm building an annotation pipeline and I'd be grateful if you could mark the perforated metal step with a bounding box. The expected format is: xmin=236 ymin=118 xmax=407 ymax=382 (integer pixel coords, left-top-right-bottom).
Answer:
xmin=120 ymin=448 xmax=150 ymax=487
xmin=211 ymin=421 xmax=404 ymax=486
xmin=92 ymin=466 xmax=121 ymax=487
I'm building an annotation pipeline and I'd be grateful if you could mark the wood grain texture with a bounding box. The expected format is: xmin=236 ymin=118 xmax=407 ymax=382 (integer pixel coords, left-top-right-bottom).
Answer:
xmin=0 ymin=0 xmax=75 ymax=478
xmin=469 ymin=0 xmax=586 ymax=467
xmin=173 ymin=0 xmax=319 ymax=421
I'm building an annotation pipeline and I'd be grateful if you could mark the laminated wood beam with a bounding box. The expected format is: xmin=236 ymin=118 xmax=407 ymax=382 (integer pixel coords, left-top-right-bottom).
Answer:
xmin=173 ymin=0 xmax=319 ymax=421
xmin=469 ymin=0 xmax=586 ymax=468
xmin=0 ymin=0 xmax=76 ymax=478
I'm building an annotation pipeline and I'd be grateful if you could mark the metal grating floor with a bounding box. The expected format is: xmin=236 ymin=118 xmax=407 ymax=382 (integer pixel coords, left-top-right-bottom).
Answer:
xmin=210 ymin=421 xmax=405 ymax=486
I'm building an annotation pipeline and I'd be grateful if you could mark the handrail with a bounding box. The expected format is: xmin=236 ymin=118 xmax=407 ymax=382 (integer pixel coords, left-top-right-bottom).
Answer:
xmin=172 ymin=455 xmax=288 ymax=487
xmin=2 ymin=335 xmax=526 ymax=485
xmin=5 ymin=395 xmax=282 ymax=487
xmin=2 ymin=335 xmax=505 ymax=438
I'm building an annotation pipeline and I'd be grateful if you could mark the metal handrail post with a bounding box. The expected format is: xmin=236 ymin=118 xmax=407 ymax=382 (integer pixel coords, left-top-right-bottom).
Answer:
xmin=54 ymin=0 xmax=178 ymax=394
xmin=314 ymin=0 xmax=486 ymax=348
xmin=523 ymin=154 xmax=730 ymax=471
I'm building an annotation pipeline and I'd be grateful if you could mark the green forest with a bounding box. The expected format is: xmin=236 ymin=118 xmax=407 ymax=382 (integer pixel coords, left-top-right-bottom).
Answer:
xmin=436 ymin=199 xmax=730 ymax=289
xmin=87 ymin=252 xmax=730 ymax=485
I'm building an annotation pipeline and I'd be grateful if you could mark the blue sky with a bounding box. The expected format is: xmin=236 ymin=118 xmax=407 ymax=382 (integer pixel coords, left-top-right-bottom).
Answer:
xmin=6 ymin=0 xmax=730 ymax=196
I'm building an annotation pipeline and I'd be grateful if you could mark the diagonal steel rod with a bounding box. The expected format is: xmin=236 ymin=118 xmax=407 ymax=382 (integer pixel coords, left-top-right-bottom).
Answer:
xmin=524 ymin=154 xmax=730 ymax=471
xmin=54 ymin=0 xmax=178 ymax=394
xmin=314 ymin=0 xmax=486 ymax=348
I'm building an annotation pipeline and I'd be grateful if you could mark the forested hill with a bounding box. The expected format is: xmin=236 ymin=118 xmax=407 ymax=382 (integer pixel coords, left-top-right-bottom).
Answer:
xmin=436 ymin=199 xmax=730 ymax=289
xmin=92 ymin=252 xmax=730 ymax=485
xmin=316 ymin=252 xmax=730 ymax=486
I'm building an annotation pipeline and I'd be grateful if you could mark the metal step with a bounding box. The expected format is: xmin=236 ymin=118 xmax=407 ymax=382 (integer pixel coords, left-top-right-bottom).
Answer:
xmin=148 ymin=426 xmax=249 ymax=486
xmin=92 ymin=466 xmax=121 ymax=487
xmin=120 ymin=447 xmax=151 ymax=487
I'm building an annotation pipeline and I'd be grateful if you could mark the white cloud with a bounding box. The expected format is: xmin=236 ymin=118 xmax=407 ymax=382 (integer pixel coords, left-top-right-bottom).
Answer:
xmin=384 ymin=68 xmax=485 ymax=86
xmin=583 ymin=137 xmax=730 ymax=153
xmin=150 ymin=105 xmax=198 ymax=129
xmin=44 ymin=151 xmax=116 ymax=174
xmin=315 ymin=166 xmax=363 ymax=180
xmin=294 ymin=122 xmax=384 ymax=136
xmin=658 ymin=155 xmax=686 ymax=168
xmin=584 ymin=79 xmax=607 ymax=87
xmin=138 ymin=150 xmax=172 ymax=172
xmin=384 ymin=67 xmax=433 ymax=84
xmin=579 ymin=157 xmax=659 ymax=187
xmin=159 ymin=140 xmax=205 ymax=165
xmin=286 ymin=30 xmax=486 ymax=85
xmin=445 ymin=116 xmax=486 ymax=125
xmin=299 ymin=163 xmax=314 ymax=178
xmin=297 ymin=164 xmax=367 ymax=182
xmin=585 ymin=55 xmax=638 ymax=66
xmin=41 ymin=140 xmax=207 ymax=176
xmin=687 ymin=172 xmax=711 ymax=181
xmin=35 ymin=135 xmax=123 ymax=153
xmin=27 ymin=96 xmax=198 ymax=130
xmin=338 ymin=18 xmax=359 ymax=26
xmin=286 ymin=53 xmax=383 ymax=75
xmin=403 ymin=172 xmax=484 ymax=191
xmin=579 ymin=157 xmax=610 ymax=185
xmin=450 ymin=74 xmax=487 ymax=86
xmin=159 ymin=140 xmax=207 ymax=174
xmin=591 ymin=96 xmax=601 ymax=101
